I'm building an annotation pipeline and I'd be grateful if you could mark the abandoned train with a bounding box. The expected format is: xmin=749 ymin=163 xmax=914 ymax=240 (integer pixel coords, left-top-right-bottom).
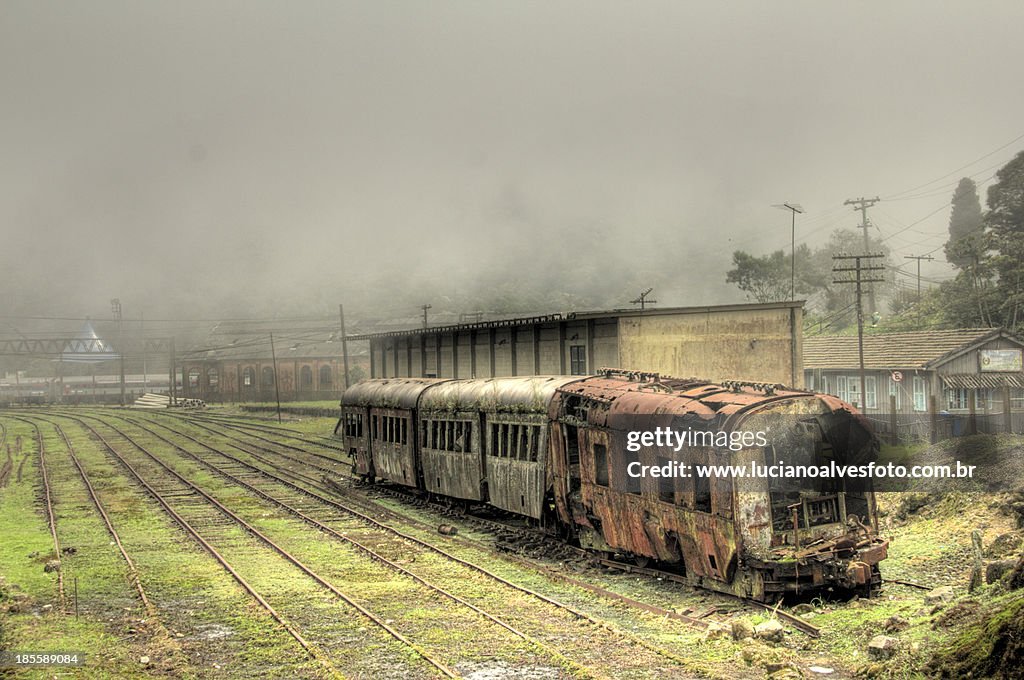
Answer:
xmin=334 ymin=370 xmax=888 ymax=601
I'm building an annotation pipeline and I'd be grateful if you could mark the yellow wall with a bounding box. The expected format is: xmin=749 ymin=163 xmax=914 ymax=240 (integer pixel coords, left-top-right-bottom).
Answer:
xmin=616 ymin=306 xmax=802 ymax=386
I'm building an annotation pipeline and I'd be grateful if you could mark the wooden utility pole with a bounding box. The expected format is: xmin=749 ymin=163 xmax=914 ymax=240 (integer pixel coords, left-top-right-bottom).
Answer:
xmin=844 ymin=197 xmax=881 ymax=315
xmin=904 ymin=254 xmax=935 ymax=299
xmin=339 ymin=304 xmax=350 ymax=390
xmin=833 ymin=253 xmax=886 ymax=410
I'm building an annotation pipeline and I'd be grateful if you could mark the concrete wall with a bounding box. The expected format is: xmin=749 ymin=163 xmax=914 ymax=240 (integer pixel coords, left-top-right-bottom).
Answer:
xmin=616 ymin=306 xmax=802 ymax=386
xmin=367 ymin=303 xmax=802 ymax=385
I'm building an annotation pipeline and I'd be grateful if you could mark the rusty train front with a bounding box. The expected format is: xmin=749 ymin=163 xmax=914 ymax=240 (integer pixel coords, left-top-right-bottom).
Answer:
xmin=335 ymin=371 xmax=888 ymax=601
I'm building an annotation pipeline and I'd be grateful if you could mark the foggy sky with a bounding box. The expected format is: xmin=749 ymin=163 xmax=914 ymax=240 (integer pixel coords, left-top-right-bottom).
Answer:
xmin=3 ymin=1 xmax=1024 ymax=326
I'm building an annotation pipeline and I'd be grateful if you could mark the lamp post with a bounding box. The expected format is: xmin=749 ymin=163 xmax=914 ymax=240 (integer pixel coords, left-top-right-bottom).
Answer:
xmin=773 ymin=203 xmax=804 ymax=300
xmin=111 ymin=298 xmax=125 ymax=406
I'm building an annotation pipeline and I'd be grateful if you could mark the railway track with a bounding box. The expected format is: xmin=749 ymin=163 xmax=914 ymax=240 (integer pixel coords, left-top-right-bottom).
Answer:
xmin=32 ymin=414 xmax=351 ymax=679
xmin=144 ymin=409 xmax=824 ymax=640
xmin=9 ymin=416 xmax=67 ymax=610
xmin=96 ymin=411 xmax=713 ymax=678
xmin=356 ymin=479 xmax=826 ymax=639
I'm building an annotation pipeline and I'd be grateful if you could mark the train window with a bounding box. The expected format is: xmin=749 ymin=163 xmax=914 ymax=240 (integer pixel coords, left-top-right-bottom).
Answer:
xmin=694 ymin=450 xmax=712 ymax=513
xmin=372 ymin=415 xmax=379 ymax=439
xmin=593 ymin=444 xmax=609 ymax=486
xmin=530 ymin=426 xmax=540 ymax=462
xmin=401 ymin=418 xmax=408 ymax=445
xmin=622 ymin=447 xmax=641 ymax=495
xmin=517 ymin=426 xmax=529 ymax=461
xmin=657 ymin=456 xmax=675 ymax=503
xmin=343 ymin=413 xmax=363 ymax=438
xmin=421 ymin=420 xmax=428 ymax=447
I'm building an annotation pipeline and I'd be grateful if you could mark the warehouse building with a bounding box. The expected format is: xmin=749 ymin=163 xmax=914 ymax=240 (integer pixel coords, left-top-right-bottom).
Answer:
xmin=356 ymin=301 xmax=804 ymax=387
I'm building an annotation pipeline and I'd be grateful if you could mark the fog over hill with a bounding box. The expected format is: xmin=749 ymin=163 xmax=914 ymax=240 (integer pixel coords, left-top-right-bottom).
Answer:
xmin=3 ymin=2 xmax=1024 ymax=328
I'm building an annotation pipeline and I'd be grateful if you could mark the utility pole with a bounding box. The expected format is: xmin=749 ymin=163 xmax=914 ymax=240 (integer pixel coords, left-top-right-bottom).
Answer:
xmin=421 ymin=304 xmax=432 ymax=329
xmin=111 ymin=298 xmax=125 ymax=406
xmin=269 ymin=332 xmax=282 ymax=423
xmin=630 ymin=288 xmax=657 ymax=310
xmin=844 ymin=197 xmax=881 ymax=315
xmin=833 ymin=253 xmax=886 ymax=411
xmin=141 ymin=312 xmax=148 ymax=394
xmin=339 ymin=304 xmax=350 ymax=390
xmin=904 ymin=254 xmax=935 ymax=299
xmin=773 ymin=203 xmax=804 ymax=300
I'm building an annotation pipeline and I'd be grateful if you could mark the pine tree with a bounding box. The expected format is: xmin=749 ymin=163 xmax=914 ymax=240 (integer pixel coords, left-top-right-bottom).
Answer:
xmin=944 ymin=178 xmax=984 ymax=270
xmin=986 ymin=151 xmax=1024 ymax=329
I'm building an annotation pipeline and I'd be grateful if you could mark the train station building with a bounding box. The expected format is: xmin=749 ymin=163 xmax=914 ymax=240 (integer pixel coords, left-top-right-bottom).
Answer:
xmin=354 ymin=301 xmax=804 ymax=387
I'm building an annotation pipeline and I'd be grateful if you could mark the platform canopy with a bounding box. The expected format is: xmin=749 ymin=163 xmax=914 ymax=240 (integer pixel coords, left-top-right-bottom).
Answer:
xmin=59 ymin=320 xmax=119 ymax=363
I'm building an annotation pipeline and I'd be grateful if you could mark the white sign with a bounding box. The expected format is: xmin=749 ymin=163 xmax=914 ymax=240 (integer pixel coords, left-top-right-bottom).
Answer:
xmin=890 ymin=370 xmax=903 ymax=383
xmin=980 ymin=349 xmax=1023 ymax=372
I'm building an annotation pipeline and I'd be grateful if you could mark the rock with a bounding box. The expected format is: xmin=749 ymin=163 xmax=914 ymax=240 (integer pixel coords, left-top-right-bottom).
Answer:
xmin=43 ymin=560 xmax=61 ymax=573
xmin=808 ymin=667 xmax=834 ymax=675
xmin=765 ymin=662 xmax=801 ymax=679
xmin=884 ymin=615 xmax=909 ymax=633
xmin=702 ymin=622 xmax=730 ymax=641
xmin=984 ymin=533 xmax=1022 ymax=558
xmin=986 ymin=559 xmax=1017 ymax=585
xmin=437 ymin=524 xmax=458 ymax=536
xmin=731 ymin=618 xmax=755 ymax=641
xmin=791 ymin=603 xmax=815 ymax=615
xmin=924 ymin=586 xmax=954 ymax=606
xmin=867 ymin=635 xmax=900 ymax=660
xmin=139 ymin=656 xmax=150 ymax=665
xmin=754 ymin=618 xmax=785 ymax=644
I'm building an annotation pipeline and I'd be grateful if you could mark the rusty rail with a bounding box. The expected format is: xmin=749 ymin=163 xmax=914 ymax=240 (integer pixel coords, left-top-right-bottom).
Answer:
xmin=13 ymin=417 xmax=67 ymax=610
xmin=106 ymin=411 xmax=703 ymax=674
xmin=107 ymin=413 xmax=599 ymax=680
xmin=52 ymin=413 xmax=456 ymax=679
xmin=37 ymin=414 xmax=350 ymax=680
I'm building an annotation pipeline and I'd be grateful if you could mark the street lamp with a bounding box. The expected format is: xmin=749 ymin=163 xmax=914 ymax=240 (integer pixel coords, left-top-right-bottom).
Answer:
xmin=110 ymin=298 xmax=125 ymax=405
xmin=772 ymin=203 xmax=804 ymax=301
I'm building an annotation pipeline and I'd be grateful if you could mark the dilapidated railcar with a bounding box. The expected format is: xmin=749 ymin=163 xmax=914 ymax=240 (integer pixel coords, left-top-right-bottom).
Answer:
xmin=336 ymin=370 xmax=888 ymax=601
xmin=336 ymin=378 xmax=449 ymax=487
xmin=548 ymin=372 xmax=887 ymax=600
xmin=417 ymin=376 xmax=580 ymax=516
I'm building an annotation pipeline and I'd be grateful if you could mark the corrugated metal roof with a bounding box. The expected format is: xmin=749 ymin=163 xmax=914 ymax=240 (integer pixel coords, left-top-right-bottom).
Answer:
xmin=418 ymin=376 xmax=584 ymax=413
xmin=940 ymin=373 xmax=1024 ymax=389
xmin=803 ymin=328 xmax=1012 ymax=370
xmin=341 ymin=378 xmax=450 ymax=409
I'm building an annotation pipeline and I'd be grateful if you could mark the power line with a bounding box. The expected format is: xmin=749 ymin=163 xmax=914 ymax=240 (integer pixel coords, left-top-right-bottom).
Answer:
xmin=883 ymin=130 xmax=1024 ymax=199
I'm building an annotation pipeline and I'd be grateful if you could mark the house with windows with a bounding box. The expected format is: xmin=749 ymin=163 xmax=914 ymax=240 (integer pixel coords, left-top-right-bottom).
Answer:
xmin=804 ymin=328 xmax=1024 ymax=436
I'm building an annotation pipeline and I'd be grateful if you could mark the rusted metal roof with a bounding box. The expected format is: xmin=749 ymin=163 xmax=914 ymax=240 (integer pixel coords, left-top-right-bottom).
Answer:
xmin=804 ymin=328 xmax=1017 ymax=370
xmin=940 ymin=373 xmax=1024 ymax=389
xmin=348 ymin=301 xmax=803 ymax=340
xmin=419 ymin=376 xmax=584 ymax=413
xmin=341 ymin=378 xmax=450 ymax=409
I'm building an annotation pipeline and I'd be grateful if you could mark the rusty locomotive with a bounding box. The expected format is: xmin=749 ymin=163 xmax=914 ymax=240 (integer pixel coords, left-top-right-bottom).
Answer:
xmin=335 ymin=370 xmax=888 ymax=601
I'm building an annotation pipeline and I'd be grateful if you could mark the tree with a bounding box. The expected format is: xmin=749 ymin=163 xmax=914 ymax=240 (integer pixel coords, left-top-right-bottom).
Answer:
xmin=945 ymin=178 xmax=984 ymax=270
xmin=726 ymin=245 xmax=818 ymax=303
xmin=986 ymin=150 xmax=1024 ymax=329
